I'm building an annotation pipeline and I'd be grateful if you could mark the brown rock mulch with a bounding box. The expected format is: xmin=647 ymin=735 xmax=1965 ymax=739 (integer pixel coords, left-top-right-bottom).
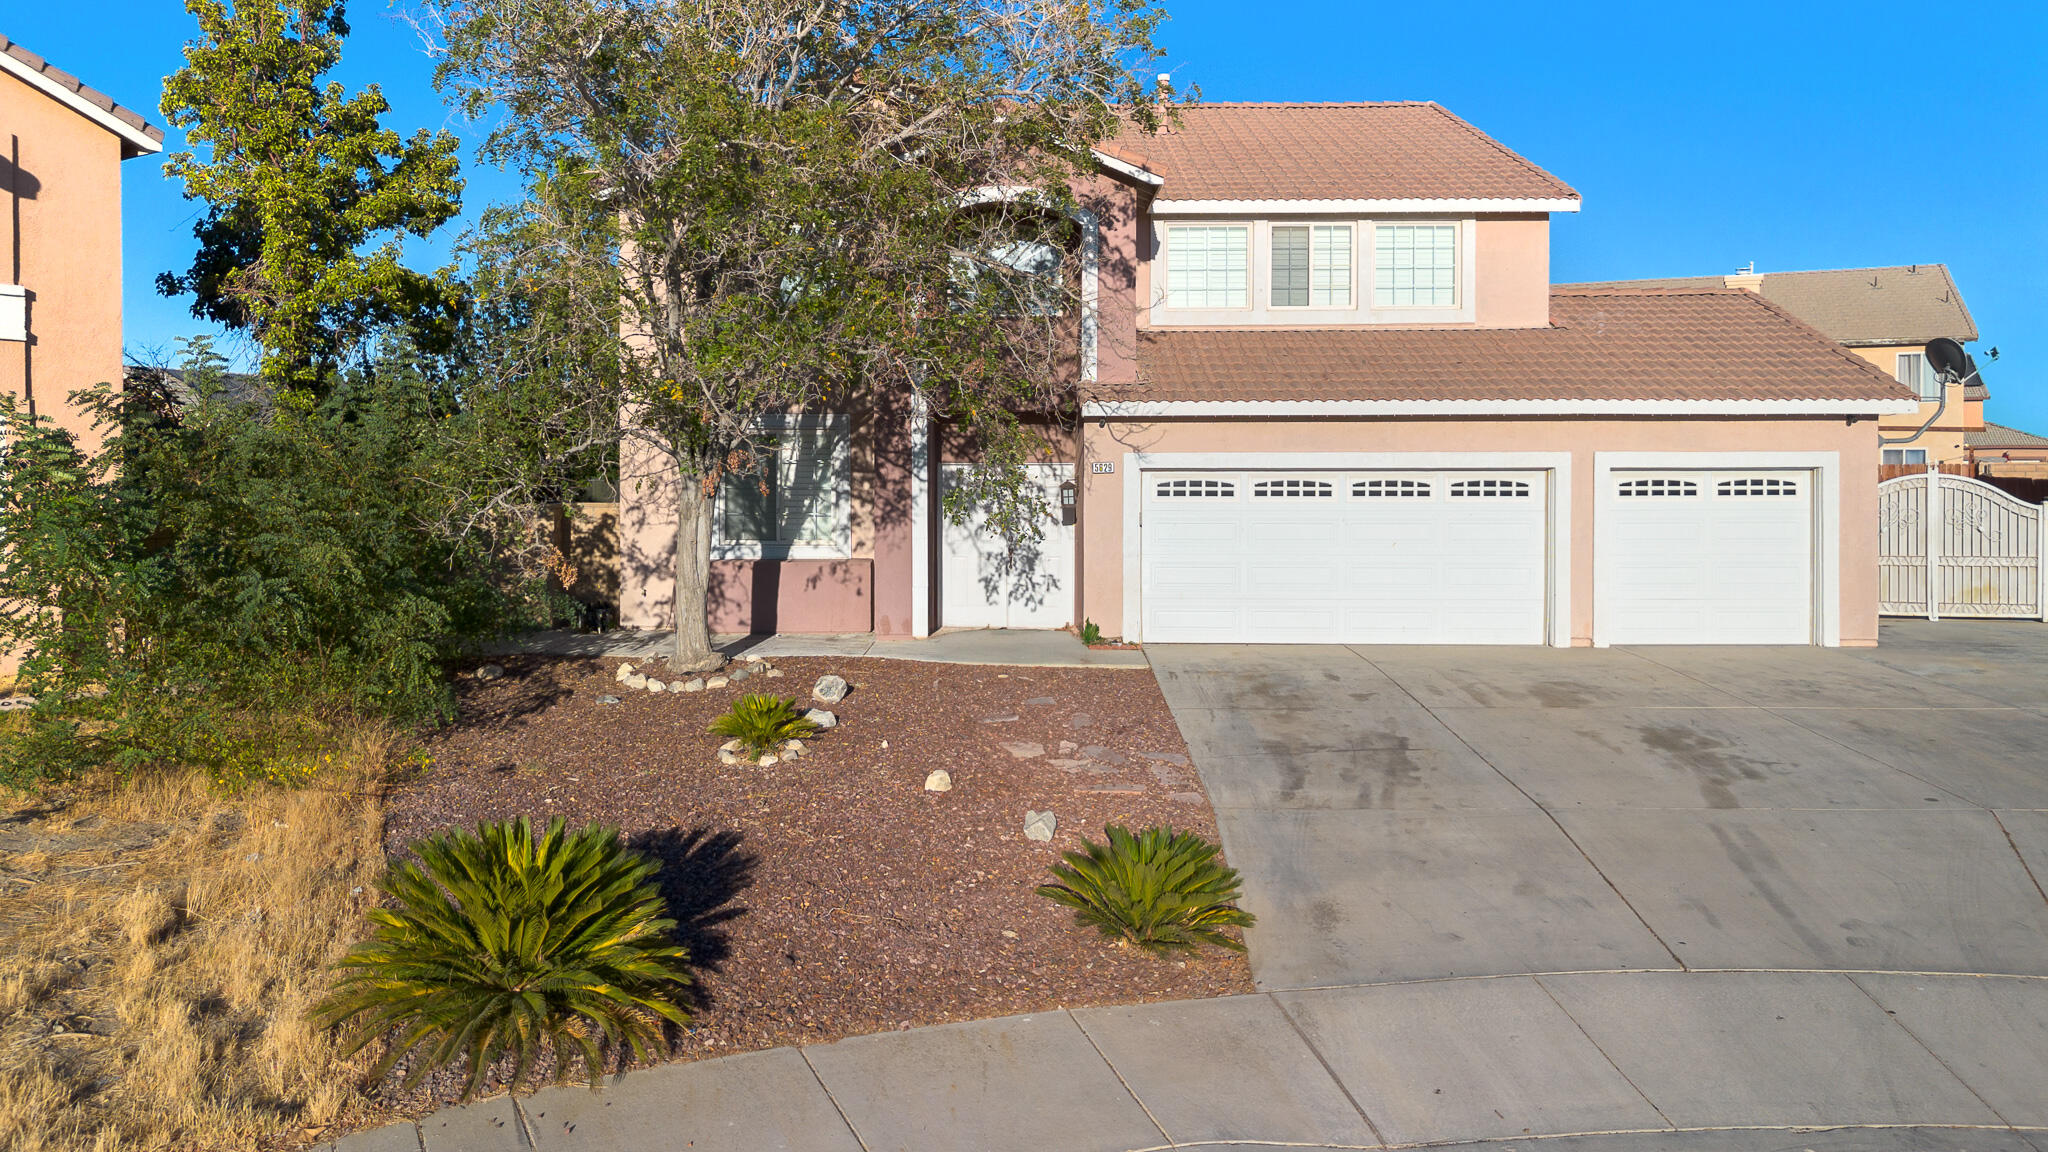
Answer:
xmin=384 ymin=652 xmax=1254 ymax=1079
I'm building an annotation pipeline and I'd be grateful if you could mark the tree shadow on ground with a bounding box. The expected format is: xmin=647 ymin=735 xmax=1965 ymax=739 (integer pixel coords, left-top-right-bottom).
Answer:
xmin=627 ymin=825 xmax=756 ymax=1014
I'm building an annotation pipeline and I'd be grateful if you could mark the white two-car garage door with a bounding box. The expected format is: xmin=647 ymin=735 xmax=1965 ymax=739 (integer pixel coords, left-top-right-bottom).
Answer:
xmin=1141 ymin=470 xmax=1548 ymax=644
xmin=1600 ymin=470 xmax=1814 ymax=644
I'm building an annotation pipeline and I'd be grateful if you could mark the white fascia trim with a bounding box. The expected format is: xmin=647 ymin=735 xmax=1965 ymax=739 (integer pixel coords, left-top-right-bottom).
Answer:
xmin=1085 ymin=398 xmax=1922 ymax=418
xmin=1591 ymin=451 xmax=1841 ymax=648
xmin=1151 ymin=197 xmax=1582 ymax=215
xmin=1092 ymin=150 xmax=1163 ymax=186
xmin=1120 ymin=450 xmax=1574 ymax=648
xmin=0 ymin=55 xmax=161 ymax=155
xmin=909 ymin=395 xmax=932 ymax=638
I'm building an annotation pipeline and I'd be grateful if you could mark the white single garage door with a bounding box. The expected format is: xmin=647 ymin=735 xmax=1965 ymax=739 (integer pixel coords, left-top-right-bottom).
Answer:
xmin=1141 ymin=470 xmax=1548 ymax=644
xmin=1601 ymin=470 xmax=1814 ymax=644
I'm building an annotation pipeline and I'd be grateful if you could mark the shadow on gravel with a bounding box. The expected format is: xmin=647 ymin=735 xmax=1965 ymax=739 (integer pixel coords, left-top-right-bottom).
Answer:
xmin=628 ymin=826 xmax=757 ymax=1010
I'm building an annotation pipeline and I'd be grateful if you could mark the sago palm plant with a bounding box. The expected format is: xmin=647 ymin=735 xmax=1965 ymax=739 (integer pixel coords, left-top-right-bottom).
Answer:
xmin=314 ymin=816 xmax=693 ymax=1100
xmin=1037 ymin=825 xmax=1255 ymax=954
xmin=707 ymin=693 xmax=817 ymax=756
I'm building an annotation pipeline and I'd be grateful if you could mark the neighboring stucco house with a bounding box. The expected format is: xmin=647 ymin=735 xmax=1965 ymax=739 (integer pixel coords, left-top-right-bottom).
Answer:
xmin=1566 ymin=265 xmax=1985 ymax=467
xmin=1967 ymin=423 xmax=2048 ymax=479
xmin=1 ymin=35 xmax=163 ymax=451
xmin=619 ymin=102 xmax=1916 ymax=648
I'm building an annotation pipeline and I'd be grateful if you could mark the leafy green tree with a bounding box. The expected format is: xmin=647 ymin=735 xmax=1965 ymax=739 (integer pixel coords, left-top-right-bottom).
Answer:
xmin=158 ymin=0 xmax=465 ymax=392
xmin=431 ymin=0 xmax=1173 ymax=670
xmin=316 ymin=817 xmax=694 ymax=1100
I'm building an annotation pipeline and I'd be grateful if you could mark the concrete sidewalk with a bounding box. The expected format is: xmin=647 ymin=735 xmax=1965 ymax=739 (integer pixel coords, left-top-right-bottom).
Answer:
xmin=338 ymin=971 xmax=2048 ymax=1151
xmin=499 ymin=627 xmax=1150 ymax=668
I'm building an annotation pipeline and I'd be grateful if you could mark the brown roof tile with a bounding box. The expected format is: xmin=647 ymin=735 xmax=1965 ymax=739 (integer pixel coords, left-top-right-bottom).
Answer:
xmin=1124 ymin=290 xmax=1912 ymax=404
xmin=1109 ymin=103 xmax=1577 ymax=202
xmin=1559 ymin=265 xmax=1977 ymax=346
xmin=1967 ymin=422 xmax=2048 ymax=450
xmin=0 ymin=34 xmax=164 ymax=150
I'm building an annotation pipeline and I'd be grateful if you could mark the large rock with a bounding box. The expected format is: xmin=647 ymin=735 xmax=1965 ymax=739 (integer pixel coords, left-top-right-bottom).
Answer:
xmin=615 ymin=663 xmax=636 ymax=682
xmin=924 ymin=769 xmax=953 ymax=792
xmin=680 ymin=678 xmax=706 ymax=693
xmin=645 ymin=678 xmax=667 ymax=693
xmin=1024 ymin=810 xmax=1057 ymax=842
xmin=812 ymin=674 xmax=850 ymax=704
xmin=476 ymin=663 xmax=506 ymax=681
xmin=706 ymin=675 xmax=729 ymax=689
xmin=802 ymin=708 xmax=838 ymax=729
xmin=624 ymin=673 xmax=649 ymax=690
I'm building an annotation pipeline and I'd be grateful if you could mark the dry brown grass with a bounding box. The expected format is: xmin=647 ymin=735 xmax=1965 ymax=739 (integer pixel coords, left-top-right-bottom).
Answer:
xmin=0 ymin=727 xmax=396 ymax=1151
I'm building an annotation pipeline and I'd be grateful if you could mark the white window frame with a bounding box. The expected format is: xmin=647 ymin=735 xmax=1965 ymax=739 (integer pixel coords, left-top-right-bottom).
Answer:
xmin=711 ymin=414 xmax=853 ymax=560
xmin=1160 ymin=223 xmax=1251 ymax=312
xmin=1268 ymin=224 xmax=1355 ymax=310
xmin=1373 ymin=221 xmax=1462 ymax=310
xmin=1897 ymin=351 xmax=1942 ymax=402
xmin=1882 ymin=448 xmax=1929 ymax=466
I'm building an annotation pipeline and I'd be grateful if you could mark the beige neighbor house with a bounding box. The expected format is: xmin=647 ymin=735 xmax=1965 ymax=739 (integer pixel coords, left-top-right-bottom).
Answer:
xmin=1566 ymin=265 xmax=1994 ymax=468
xmin=1 ymin=36 xmax=163 ymax=681
xmin=1 ymin=35 xmax=162 ymax=449
xmin=617 ymin=102 xmax=1917 ymax=648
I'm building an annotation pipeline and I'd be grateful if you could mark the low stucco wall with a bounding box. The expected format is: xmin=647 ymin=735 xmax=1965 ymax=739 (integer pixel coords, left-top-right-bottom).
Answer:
xmin=705 ymin=559 xmax=873 ymax=634
xmin=1078 ymin=415 xmax=1883 ymax=647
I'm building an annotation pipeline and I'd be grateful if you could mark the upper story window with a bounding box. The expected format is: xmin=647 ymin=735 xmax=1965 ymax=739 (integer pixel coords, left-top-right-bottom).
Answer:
xmin=1271 ymin=226 xmax=1353 ymax=308
xmin=1164 ymin=225 xmax=1248 ymax=309
xmin=1374 ymin=224 xmax=1458 ymax=308
xmin=1896 ymin=351 xmax=1942 ymax=401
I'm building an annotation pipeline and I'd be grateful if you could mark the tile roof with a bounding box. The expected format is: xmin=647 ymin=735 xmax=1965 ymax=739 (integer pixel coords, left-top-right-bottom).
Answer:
xmin=1966 ymin=422 xmax=2048 ymax=450
xmin=1107 ymin=103 xmax=1578 ymax=203
xmin=1124 ymin=289 xmax=1913 ymax=404
xmin=1 ymin=34 xmax=164 ymax=152
xmin=1560 ymin=265 xmax=1977 ymax=346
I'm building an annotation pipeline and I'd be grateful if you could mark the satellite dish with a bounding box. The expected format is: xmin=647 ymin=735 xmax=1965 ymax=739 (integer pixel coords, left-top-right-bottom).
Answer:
xmin=1925 ymin=337 xmax=1970 ymax=381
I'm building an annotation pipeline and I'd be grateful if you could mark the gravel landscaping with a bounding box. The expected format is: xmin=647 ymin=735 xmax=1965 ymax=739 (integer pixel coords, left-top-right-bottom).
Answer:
xmin=386 ymin=653 xmax=1254 ymax=1076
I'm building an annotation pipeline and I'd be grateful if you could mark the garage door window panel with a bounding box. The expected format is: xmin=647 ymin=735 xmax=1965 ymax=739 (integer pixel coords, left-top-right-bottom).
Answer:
xmin=1617 ymin=478 xmax=1698 ymax=498
xmin=1252 ymin=478 xmax=1335 ymax=498
xmin=1450 ymin=478 xmax=1531 ymax=498
xmin=1718 ymin=478 xmax=1799 ymax=497
xmin=1156 ymin=478 xmax=1236 ymax=499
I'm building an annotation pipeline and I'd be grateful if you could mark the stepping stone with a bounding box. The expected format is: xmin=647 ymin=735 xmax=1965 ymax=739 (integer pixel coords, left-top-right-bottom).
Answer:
xmin=1022 ymin=696 xmax=1056 ymax=707
xmin=1079 ymin=745 xmax=1128 ymax=765
xmin=980 ymin=713 xmax=1020 ymax=724
xmin=1068 ymin=713 xmax=1094 ymax=729
xmin=1000 ymin=741 xmax=1046 ymax=760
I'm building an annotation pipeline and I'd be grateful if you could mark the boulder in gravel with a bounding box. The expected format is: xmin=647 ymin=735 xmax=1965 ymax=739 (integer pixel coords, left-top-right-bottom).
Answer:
xmin=812 ymin=674 xmax=850 ymax=704
xmin=783 ymin=739 xmax=807 ymax=756
xmin=1023 ymin=810 xmax=1057 ymax=841
xmin=720 ymin=739 xmax=746 ymax=753
xmin=1058 ymin=741 xmax=1079 ymax=755
xmin=625 ymin=673 xmax=649 ymax=690
xmin=477 ymin=663 xmax=506 ymax=681
xmin=730 ymin=666 xmax=752 ymax=683
xmin=596 ymin=695 xmax=622 ymax=705
xmin=706 ymin=675 xmax=729 ymax=689
xmin=718 ymin=748 xmax=740 ymax=765
xmin=802 ymin=708 xmax=838 ymax=729
xmin=1000 ymin=741 xmax=1045 ymax=760
xmin=764 ymin=668 xmax=784 ymax=678
xmin=1067 ymin=712 xmax=1094 ymax=729
xmin=615 ymin=663 xmax=636 ymax=682
xmin=758 ymin=754 xmax=779 ymax=767
xmin=681 ymin=678 xmax=706 ymax=692
xmin=645 ymin=679 xmax=667 ymax=693
xmin=924 ymin=769 xmax=953 ymax=792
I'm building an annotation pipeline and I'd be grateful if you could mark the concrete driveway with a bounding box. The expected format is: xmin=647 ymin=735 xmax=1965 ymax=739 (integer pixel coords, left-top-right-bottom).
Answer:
xmin=340 ymin=621 xmax=2048 ymax=1152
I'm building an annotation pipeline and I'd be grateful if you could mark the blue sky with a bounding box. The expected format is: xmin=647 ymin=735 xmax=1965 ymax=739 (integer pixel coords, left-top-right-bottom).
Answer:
xmin=13 ymin=1 xmax=2048 ymax=427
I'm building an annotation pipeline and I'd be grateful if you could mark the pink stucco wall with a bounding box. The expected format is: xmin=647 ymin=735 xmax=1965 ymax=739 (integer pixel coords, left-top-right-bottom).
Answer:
xmin=1474 ymin=215 xmax=1551 ymax=328
xmin=707 ymin=560 xmax=872 ymax=633
xmin=1078 ymin=416 xmax=1884 ymax=647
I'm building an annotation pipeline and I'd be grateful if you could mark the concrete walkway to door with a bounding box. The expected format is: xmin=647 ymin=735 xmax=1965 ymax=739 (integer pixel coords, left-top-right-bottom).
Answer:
xmin=336 ymin=622 xmax=2048 ymax=1152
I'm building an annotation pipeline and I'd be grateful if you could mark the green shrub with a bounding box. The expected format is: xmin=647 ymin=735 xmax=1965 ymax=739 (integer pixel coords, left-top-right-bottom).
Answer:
xmin=707 ymin=694 xmax=818 ymax=756
xmin=1036 ymin=825 xmax=1255 ymax=954
xmin=314 ymin=816 xmax=693 ymax=1100
xmin=1079 ymin=619 xmax=1103 ymax=646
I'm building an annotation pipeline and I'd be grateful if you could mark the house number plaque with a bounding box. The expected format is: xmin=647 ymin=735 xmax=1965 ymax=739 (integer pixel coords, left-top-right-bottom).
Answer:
xmin=1090 ymin=461 xmax=1115 ymax=474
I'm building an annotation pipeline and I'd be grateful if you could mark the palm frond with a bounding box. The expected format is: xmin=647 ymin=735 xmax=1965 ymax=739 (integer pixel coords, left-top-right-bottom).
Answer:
xmin=707 ymin=693 xmax=817 ymax=756
xmin=313 ymin=816 xmax=694 ymax=1100
xmin=1036 ymin=825 xmax=1254 ymax=954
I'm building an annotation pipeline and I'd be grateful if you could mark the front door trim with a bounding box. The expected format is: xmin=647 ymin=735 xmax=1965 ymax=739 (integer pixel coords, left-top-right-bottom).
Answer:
xmin=1121 ymin=451 xmax=1573 ymax=647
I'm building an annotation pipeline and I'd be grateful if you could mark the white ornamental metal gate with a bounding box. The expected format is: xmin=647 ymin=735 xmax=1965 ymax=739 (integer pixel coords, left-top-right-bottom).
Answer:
xmin=1879 ymin=469 xmax=2048 ymax=619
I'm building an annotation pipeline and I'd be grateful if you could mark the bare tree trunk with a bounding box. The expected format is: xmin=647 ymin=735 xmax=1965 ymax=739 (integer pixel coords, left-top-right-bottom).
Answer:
xmin=668 ymin=473 xmax=721 ymax=673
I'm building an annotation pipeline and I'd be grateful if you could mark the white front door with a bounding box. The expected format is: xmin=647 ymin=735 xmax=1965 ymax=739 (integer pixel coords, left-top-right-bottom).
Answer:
xmin=1139 ymin=470 xmax=1549 ymax=644
xmin=939 ymin=463 xmax=1075 ymax=630
xmin=1601 ymin=470 xmax=1814 ymax=644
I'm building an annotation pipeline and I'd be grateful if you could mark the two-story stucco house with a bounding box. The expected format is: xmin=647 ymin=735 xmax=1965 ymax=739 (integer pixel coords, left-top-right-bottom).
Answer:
xmin=0 ymin=35 xmax=163 ymax=450
xmin=617 ymin=101 xmax=1917 ymax=649
xmin=1567 ymin=265 xmax=1988 ymax=468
